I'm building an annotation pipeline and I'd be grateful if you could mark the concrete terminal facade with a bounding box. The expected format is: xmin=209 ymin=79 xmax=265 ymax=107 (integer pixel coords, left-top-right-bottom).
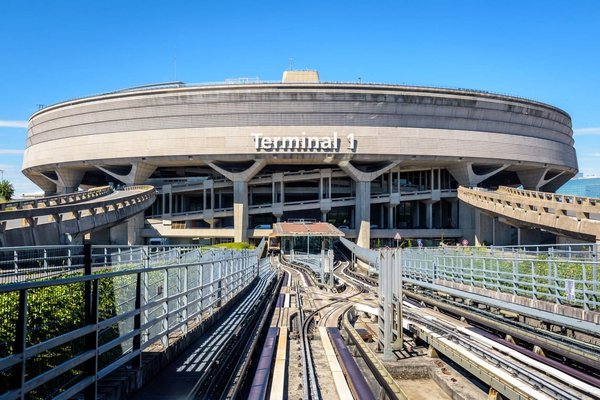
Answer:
xmin=22 ymin=71 xmax=578 ymax=246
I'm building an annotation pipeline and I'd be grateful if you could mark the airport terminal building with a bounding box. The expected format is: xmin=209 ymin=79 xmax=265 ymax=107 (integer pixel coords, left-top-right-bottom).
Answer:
xmin=22 ymin=71 xmax=578 ymax=247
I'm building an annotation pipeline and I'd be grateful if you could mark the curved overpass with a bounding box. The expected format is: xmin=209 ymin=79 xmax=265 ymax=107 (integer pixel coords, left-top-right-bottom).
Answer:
xmin=0 ymin=186 xmax=156 ymax=246
xmin=458 ymin=186 xmax=600 ymax=242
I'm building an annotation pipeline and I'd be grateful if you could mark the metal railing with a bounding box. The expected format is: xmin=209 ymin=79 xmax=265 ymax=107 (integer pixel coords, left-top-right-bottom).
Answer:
xmin=0 ymin=187 xmax=113 ymax=212
xmin=0 ymin=244 xmax=262 ymax=399
xmin=402 ymin=244 xmax=599 ymax=310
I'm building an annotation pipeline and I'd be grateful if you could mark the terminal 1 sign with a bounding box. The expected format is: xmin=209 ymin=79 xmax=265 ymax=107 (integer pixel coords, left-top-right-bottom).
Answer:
xmin=251 ymin=132 xmax=356 ymax=152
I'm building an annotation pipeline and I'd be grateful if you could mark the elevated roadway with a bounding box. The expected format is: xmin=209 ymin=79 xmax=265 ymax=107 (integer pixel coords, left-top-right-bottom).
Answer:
xmin=458 ymin=186 xmax=600 ymax=242
xmin=0 ymin=185 xmax=156 ymax=246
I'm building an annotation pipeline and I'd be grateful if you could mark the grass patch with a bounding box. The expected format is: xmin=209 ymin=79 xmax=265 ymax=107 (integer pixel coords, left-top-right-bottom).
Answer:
xmin=209 ymin=242 xmax=255 ymax=250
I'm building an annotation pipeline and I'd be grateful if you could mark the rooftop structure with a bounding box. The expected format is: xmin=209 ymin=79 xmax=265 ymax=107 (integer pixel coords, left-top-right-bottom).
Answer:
xmin=272 ymin=221 xmax=344 ymax=237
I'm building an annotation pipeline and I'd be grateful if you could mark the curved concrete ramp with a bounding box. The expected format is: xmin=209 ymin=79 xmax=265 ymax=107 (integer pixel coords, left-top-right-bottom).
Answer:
xmin=458 ymin=186 xmax=600 ymax=242
xmin=0 ymin=186 xmax=156 ymax=246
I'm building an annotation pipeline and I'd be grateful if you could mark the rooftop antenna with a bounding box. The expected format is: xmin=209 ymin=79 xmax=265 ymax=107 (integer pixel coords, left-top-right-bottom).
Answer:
xmin=288 ymin=57 xmax=294 ymax=70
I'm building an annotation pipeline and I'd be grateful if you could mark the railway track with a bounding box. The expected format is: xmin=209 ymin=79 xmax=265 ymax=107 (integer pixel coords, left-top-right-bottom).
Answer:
xmin=335 ymin=249 xmax=600 ymax=399
xmin=404 ymin=304 xmax=600 ymax=399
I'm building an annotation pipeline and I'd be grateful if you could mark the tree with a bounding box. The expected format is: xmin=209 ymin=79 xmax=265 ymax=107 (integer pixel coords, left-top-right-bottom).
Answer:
xmin=0 ymin=180 xmax=15 ymax=201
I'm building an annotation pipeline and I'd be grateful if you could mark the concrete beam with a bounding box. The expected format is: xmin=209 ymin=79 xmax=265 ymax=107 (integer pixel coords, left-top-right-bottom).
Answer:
xmin=96 ymin=161 xmax=157 ymax=186
xmin=339 ymin=161 xmax=398 ymax=249
xmin=207 ymin=160 xmax=266 ymax=242
xmin=447 ymin=163 xmax=509 ymax=187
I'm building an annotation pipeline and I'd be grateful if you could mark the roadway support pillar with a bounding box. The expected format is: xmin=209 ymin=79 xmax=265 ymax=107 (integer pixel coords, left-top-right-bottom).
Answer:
xmin=127 ymin=212 xmax=145 ymax=245
xmin=356 ymin=181 xmax=371 ymax=249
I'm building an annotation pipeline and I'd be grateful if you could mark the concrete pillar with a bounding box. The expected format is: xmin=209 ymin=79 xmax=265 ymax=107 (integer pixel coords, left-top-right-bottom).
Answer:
xmin=475 ymin=211 xmax=494 ymax=246
xmin=424 ymin=201 xmax=433 ymax=229
xmin=233 ymin=180 xmax=248 ymax=243
xmin=320 ymin=169 xmax=332 ymax=217
xmin=127 ymin=213 xmax=145 ymax=245
xmin=356 ymin=181 xmax=371 ymax=249
xmin=450 ymin=198 xmax=458 ymax=228
xmin=110 ymin=221 xmax=128 ymax=244
xmin=56 ymin=167 xmax=84 ymax=193
xmin=338 ymin=160 xmax=399 ymax=248
xmin=208 ymin=160 xmax=266 ymax=243
xmin=272 ymin=173 xmax=284 ymax=220
xmin=387 ymin=205 xmax=395 ymax=229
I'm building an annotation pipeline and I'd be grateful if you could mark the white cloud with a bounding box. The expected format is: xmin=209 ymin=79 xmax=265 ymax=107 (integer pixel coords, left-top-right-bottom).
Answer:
xmin=0 ymin=120 xmax=27 ymax=128
xmin=0 ymin=149 xmax=24 ymax=155
xmin=574 ymin=127 xmax=600 ymax=136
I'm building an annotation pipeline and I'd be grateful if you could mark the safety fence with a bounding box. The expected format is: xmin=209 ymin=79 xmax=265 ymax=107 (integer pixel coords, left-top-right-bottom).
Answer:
xmin=402 ymin=243 xmax=599 ymax=310
xmin=0 ymin=244 xmax=262 ymax=399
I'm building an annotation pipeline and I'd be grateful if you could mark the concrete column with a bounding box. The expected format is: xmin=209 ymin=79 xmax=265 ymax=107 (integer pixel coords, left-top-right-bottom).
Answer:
xmin=426 ymin=202 xmax=433 ymax=229
xmin=233 ymin=180 xmax=248 ymax=243
xmin=56 ymin=167 xmax=84 ymax=194
xmin=127 ymin=212 xmax=145 ymax=245
xmin=162 ymin=185 xmax=172 ymax=217
xmin=320 ymin=169 xmax=332 ymax=217
xmin=450 ymin=199 xmax=458 ymax=228
xmin=413 ymin=202 xmax=420 ymax=228
xmin=355 ymin=181 xmax=371 ymax=249
xmin=387 ymin=205 xmax=395 ymax=229
xmin=272 ymin=173 xmax=284 ymax=219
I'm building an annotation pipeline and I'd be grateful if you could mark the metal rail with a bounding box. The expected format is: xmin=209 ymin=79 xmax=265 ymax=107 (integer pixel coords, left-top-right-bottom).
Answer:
xmin=402 ymin=245 xmax=600 ymax=311
xmin=0 ymin=245 xmax=262 ymax=400
xmin=405 ymin=309 xmax=594 ymax=400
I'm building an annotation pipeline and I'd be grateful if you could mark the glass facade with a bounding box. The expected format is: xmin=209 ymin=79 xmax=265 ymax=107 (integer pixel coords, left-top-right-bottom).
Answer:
xmin=557 ymin=177 xmax=600 ymax=198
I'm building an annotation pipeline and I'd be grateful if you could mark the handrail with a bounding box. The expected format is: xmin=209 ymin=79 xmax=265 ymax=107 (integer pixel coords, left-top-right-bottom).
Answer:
xmin=0 ymin=186 xmax=113 ymax=212
xmin=497 ymin=186 xmax=599 ymax=209
xmin=458 ymin=186 xmax=600 ymax=240
xmin=0 ymin=186 xmax=155 ymax=221
xmin=0 ymin=245 xmax=261 ymax=399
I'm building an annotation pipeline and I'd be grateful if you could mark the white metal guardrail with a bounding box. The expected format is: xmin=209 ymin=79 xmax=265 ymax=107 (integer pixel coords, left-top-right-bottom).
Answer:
xmin=0 ymin=243 xmax=265 ymax=399
xmin=402 ymin=244 xmax=599 ymax=311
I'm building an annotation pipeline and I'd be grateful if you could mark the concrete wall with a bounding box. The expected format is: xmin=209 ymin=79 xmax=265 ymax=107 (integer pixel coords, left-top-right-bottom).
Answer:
xmin=24 ymin=84 xmax=577 ymax=177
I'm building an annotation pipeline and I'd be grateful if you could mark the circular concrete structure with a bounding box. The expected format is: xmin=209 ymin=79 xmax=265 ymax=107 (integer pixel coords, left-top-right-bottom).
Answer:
xmin=22 ymin=76 xmax=578 ymax=246
xmin=24 ymin=82 xmax=576 ymax=177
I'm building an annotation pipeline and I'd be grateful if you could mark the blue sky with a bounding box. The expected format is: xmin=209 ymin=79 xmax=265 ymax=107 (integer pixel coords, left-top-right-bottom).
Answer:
xmin=1 ymin=1 xmax=599 ymax=195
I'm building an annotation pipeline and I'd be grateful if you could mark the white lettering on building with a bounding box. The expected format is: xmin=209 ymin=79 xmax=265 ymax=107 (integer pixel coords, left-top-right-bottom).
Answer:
xmin=251 ymin=132 xmax=356 ymax=152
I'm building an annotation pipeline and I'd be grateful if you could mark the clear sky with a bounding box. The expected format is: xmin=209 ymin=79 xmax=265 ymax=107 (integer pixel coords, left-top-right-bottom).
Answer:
xmin=1 ymin=0 xmax=599 ymax=195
